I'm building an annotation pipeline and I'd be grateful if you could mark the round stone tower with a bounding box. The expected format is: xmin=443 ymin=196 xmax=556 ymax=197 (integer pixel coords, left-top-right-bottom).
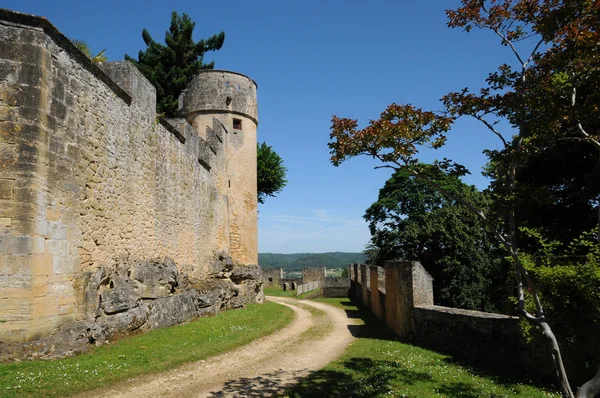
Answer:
xmin=180 ymin=70 xmax=258 ymax=265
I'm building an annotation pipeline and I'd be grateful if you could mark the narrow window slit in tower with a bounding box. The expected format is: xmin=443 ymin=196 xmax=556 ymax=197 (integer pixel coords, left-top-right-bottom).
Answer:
xmin=233 ymin=118 xmax=242 ymax=130
xmin=228 ymin=180 xmax=231 ymax=188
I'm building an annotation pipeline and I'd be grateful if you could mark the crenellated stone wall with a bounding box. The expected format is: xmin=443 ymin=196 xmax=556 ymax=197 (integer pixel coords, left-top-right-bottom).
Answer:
xmin=0 ymin=9 xmax=261 ymax=357
xmin=350 ymin=261 xmax=556 ymax=381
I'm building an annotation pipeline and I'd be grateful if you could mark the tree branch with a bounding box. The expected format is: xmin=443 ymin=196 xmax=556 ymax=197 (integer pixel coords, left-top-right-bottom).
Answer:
xmin=525 ymin=39 xmax=544 ymax=68
xmin=473 ymin=115 xmax=509 ymax=147
xmin=571 ymin=86 xmax=600 ymax=151
xmin=493 ymin=28 xmax=525 ymax=65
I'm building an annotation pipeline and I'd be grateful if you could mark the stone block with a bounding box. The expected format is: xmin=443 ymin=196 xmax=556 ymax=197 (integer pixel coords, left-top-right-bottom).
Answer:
xmin=0 ymin=297 xmax=31 ymax=319
xmin=0 ymin=287 xmax=29 ymax=299
xmin=14 ymin=236 xmax=33 ymax=255
xmin=0 ymin=254 xmax=6 ymax=274
xmin=31 ymin=236 xmax=45 ymax=254
xmin=6 ymin=254 xmax=31 ymax=275
xmin=30 ymin=280 xmax=48 ymax=297
xmin=31 ymin=254 xmax=52 ymax=276
xmin=31 ymin=296 xmax=58 ymax=317
xmin=52 ymin=256 xmax=72 ymax=275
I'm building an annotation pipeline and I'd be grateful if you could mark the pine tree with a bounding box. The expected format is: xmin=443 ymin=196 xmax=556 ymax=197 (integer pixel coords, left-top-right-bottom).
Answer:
xmin=125 ymin=11 xmax=225 ymax=117
xmin=257 ymin=142 xmax=288 ymax=204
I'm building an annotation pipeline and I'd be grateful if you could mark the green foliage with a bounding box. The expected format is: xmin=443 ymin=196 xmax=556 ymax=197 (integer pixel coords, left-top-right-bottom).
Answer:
xmin=257 ymin=142 xmax=287 ymax=204
xmin=364 ymin=165 xmax=505 ymax=311
xmin=125 ymin=11 xmax=224 ymax=117
xmin=340 ymin=267 xmax=349 ymax=278
xmin=72 ymin=39 xmax=107 ymax=63
xmin=0 ymin=302 xmax=293 ymax=397
xmin=515 ymin=230 xmax=600 ymax=380
xmin=485 ymin=131 xmax=600 ymax=254
xmin=259 ymin=252 xmax=367 ymax=272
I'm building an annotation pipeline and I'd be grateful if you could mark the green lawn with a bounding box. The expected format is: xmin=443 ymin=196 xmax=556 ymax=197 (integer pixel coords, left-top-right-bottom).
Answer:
xmin=285 ymin=297 xmax=560 ymax=398
xmin=0 ymin=302 xmax=294 ymax=397
xmin=264 ymin=287 xmax=296 ymax=297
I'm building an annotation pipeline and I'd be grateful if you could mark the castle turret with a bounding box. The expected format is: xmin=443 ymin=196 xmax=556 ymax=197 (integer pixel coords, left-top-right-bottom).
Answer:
xmin=180 ymin=70 xmax=258 ymax=265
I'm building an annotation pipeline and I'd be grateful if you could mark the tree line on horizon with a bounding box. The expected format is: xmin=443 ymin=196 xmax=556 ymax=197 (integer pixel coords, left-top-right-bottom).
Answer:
xmin=259 ymin=252 xmax=366 ymax=272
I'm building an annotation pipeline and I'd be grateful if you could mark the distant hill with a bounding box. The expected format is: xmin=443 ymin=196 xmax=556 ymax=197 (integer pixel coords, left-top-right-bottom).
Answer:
xmin=258 ymin=252 xmax=366 ymax=272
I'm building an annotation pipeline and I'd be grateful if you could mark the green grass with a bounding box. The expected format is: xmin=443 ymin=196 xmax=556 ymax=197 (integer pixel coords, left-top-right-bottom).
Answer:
xmin=294 ymin=302 xmax=333 ymax=342
xmin=264 ymin=287 xmax=296 ymax=297
xmin=0 ymin=302 xmax=294 ymax=397
xmin=286 ymin=298 xmax=560 ymax=398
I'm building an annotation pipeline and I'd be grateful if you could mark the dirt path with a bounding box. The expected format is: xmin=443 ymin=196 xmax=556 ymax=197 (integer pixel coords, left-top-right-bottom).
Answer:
xmin=77 ymin=296 xmax=356 ymax=398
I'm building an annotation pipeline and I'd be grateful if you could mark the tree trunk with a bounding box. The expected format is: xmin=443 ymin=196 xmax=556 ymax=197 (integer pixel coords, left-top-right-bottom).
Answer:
xmin=576 ymin=364 xmax=600 ymax=398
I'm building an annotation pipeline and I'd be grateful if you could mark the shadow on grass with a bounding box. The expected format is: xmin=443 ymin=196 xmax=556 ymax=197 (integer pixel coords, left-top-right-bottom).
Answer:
xmin=285 ymin=357 xmax=499 ymax=398
xmin=285 ymin=295 xmax=556 ymax=397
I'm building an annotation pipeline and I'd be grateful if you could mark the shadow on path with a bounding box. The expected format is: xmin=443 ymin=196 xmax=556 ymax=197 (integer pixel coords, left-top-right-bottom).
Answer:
xmin=207 ymin=369 xmax=306 ymax=397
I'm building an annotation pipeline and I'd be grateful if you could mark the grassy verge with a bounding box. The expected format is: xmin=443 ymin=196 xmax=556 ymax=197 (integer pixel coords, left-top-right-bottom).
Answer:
xmin=0 ymin=302 xmax=294 ymax=397
xmin=286 ymin=297 xmax=560 ymax=398
xmin=264 ymin=287 xmax=296 ymax=297
xmin=265 ymin=286 xmax=323 ymax=299
xmin=294 ymin=303 xmax=333 ymax=342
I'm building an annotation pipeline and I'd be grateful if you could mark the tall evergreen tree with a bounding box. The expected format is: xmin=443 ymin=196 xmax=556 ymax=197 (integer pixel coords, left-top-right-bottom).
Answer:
xmin=125 ymin=11 xmax=225 ymax=117
xmin=257 ymin=142 xmax=288 ymax=204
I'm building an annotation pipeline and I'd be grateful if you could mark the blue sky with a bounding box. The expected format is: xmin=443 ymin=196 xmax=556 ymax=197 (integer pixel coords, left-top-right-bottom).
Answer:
xmin=3 ymin=0 xmax=519 ymax=254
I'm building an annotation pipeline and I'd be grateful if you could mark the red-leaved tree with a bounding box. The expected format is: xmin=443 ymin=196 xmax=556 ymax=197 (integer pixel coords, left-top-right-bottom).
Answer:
xmin=329 ymin=1 xmax=599 ymax=396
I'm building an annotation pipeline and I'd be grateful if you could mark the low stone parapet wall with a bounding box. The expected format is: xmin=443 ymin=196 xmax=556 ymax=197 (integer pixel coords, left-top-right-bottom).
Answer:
xmin=296 ymin=280 xmax=320 ymax=296
xmin=349 ymin=261 xmax=555 ymax=381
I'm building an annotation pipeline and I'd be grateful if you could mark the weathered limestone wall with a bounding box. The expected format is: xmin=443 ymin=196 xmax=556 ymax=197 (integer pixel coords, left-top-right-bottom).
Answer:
xmin=296 ymin=280 xmax=319 ymax=296
xmin=322 ymin=276 xmax=349 ymax=298
xmin=262 ymin=267 xmax=282 ymax=287
xmin=0 ymin=10 xmax=261 ymax=353
xmin=351 ymin=261 xmax=554 ymax=380
xmin=360 ymin=263 xmax=370 ymax=309
xmin=369 ymin=265 xmax=385 ymax=320
xmin=181 ymin=70 xmax=258 ymax=266
xmin=301 ymin=266 xmax=326 ymax=284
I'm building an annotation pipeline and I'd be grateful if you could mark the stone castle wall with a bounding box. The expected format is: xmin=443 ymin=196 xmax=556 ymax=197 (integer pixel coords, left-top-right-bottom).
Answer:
xmin=350 ymin=261 xmax=555 ymax=381
xmin=262 ymin=268 xmax=282 ymax=287
xmin=0 ymin=9 xmax=261 ymax=355
xmin=301 ymin=266 xmax=326 ymax=284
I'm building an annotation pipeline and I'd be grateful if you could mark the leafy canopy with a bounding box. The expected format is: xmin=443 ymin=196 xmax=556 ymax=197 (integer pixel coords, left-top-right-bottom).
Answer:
xmin=125 ymin=11 xmax=225 ymax=117
xmin=257 ymin=142 xmax=288 ymax=204
xmin=364 ymin=165 xmax=502 ymax=311
xmin=328 ymin=2 xmax=600 ymax=394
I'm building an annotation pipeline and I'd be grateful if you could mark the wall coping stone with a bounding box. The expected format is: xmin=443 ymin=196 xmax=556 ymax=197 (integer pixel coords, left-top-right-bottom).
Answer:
xmin=415 ymin=305 xmax=518 ymax=320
